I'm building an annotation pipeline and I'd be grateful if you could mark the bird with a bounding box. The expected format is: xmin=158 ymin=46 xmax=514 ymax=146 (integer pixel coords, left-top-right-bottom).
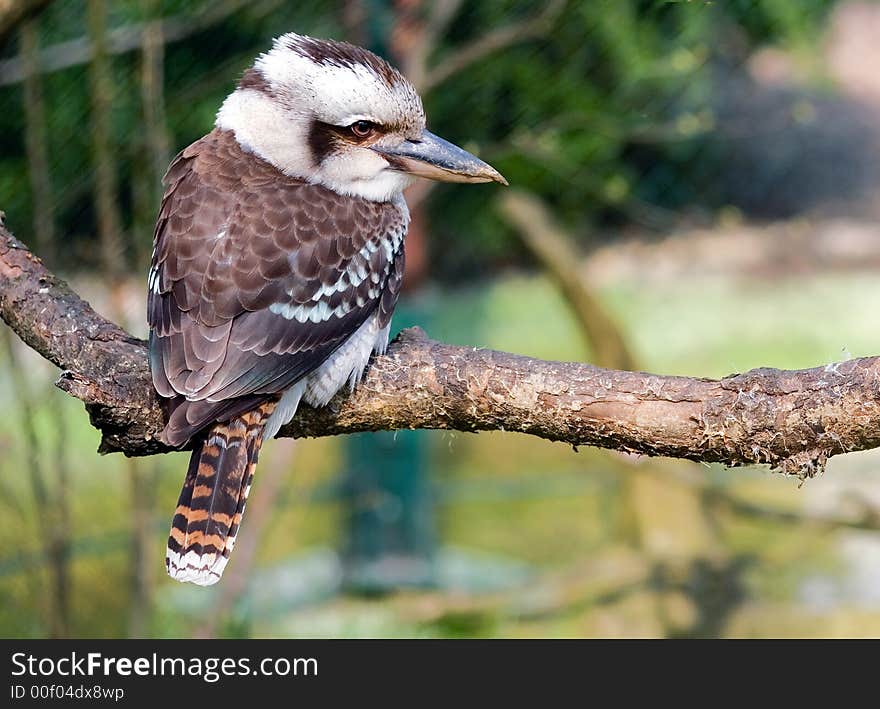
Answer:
xmin=147 ymin=32 xmax=506 ymax=585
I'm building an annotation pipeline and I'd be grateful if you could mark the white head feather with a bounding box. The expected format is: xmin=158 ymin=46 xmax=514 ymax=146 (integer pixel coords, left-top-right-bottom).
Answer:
xmin=216 ymin=33 xmax=425 ymax=201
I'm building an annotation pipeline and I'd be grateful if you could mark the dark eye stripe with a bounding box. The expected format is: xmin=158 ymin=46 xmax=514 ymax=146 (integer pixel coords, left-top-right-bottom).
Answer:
xmin=307 ymin=120 xmax=339 ymax=164
xmin=308 ymin=119 xmax=401 ymax=163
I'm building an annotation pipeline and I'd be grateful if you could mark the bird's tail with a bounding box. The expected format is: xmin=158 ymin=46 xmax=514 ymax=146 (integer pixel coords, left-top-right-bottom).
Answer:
xmin=165 ymin=400 xmax=277 ymax=585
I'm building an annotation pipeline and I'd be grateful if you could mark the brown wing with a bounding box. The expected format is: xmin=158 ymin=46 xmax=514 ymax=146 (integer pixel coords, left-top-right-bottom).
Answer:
xmin=148 ymin=129 xmax=407 ymax=446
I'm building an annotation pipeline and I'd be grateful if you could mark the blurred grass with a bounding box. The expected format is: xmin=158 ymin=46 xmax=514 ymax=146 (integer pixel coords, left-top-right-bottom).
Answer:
xmin=2 ymin=264 xmax=880 ymax=637
xmin=442 ymin=269 xmax=880 ymax=375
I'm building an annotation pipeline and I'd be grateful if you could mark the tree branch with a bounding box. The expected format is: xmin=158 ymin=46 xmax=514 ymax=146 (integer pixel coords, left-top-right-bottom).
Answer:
xmin=1 ymin=220 xmax=879 ymax=476
xmin=0 ymin=0 xmax=281 ymax=87
xmin=0 ymin=0 xmax=53 ymax=46
xmin=419 ymin=0 xmax=565 ymax=93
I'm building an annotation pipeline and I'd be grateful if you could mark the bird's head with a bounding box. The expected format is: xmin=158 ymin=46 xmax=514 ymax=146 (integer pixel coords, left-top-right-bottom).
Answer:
xmin=216 ymin=33 xmax=507 ymax=201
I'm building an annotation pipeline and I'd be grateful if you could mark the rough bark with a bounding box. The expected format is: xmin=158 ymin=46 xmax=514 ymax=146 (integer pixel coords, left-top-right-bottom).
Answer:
xmin=17 ymin=15 xmax=72 ymax=637
xmin=1 ymin=222 xmax=879 ymax=477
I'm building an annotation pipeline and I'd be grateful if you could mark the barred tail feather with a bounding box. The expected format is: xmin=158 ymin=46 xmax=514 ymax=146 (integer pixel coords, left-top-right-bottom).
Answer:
xmin=166 ymin=401 xmax=276 ymax=585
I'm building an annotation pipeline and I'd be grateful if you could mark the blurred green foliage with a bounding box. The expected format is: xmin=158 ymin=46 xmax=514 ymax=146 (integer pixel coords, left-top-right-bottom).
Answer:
xmin=428 ymin=0 xmax=838 ymax=277
xmin=0 ymin=0 xmax=836 ymax=279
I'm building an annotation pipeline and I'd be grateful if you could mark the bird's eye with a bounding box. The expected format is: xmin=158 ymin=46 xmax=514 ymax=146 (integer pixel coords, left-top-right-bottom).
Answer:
xmin=349 ymin=120 xmax=376 ymax=138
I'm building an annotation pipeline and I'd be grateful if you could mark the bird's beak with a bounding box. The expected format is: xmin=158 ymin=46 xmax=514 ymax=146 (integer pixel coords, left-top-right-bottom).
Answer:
xmin=374 ymin=130 xmax=508 ymax=185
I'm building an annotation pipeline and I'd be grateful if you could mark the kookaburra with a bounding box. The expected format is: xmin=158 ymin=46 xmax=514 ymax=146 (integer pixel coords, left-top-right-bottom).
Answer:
xmin=148 ymin=33 xmax=506 ymax=585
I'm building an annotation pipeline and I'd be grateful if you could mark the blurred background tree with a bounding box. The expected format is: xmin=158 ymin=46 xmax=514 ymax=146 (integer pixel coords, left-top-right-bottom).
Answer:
xmin=3 ymin=0 xmax=880 ymax=638
xmin=0 ymin=0 xmax=841 ymax=276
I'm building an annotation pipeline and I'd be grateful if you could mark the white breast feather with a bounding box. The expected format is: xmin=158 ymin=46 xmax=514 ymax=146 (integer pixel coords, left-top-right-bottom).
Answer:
xmin=261 ymin=312 xmax=391 ymax=439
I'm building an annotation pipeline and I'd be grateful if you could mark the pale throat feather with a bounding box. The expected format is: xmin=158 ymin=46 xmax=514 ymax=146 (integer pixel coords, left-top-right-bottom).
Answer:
xmin=216 ymin=88 xmax=414 ymax=202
